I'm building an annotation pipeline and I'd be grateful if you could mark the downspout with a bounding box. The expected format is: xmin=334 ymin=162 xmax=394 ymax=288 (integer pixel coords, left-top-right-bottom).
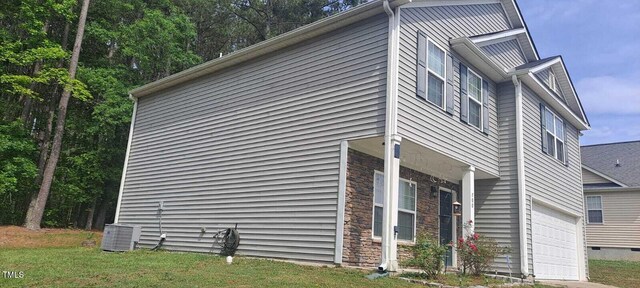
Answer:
xmin=512 ymin=75 xmax=529 ymax=277
xmin=114 ymin=94 xmax=138 ymax=223
xmin=379 ymin=0 xmax=401 ymax=272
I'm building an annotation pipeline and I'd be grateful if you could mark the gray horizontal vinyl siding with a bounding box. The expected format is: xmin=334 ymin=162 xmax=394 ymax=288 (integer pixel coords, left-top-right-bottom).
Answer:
xmin=480 ymin=39 xmax=526 ymax=71
xmin=397 ymin=4 xmax=511 ymax=176
xmin=522 ymin=85 xmax=586 ymax=275
xmin=118 ymin=14 xmax=389 ymax=262
xmin=475 ymin=82 xmax=521 ymax=274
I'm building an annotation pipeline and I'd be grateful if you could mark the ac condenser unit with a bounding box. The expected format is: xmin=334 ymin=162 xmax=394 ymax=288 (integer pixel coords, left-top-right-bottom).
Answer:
xmin=101 ymin=224 xmax=142 ymax=251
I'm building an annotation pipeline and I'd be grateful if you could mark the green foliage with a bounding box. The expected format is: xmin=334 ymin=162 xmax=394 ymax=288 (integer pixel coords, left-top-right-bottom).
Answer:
xmin=456 ymin=222 xmax=510 ymax=276
xmin=1 ymin=0 xmax=366 ymax=228
xmin=0 ymin=121 xmax=38 ymax=225
xmin=403 ymin=234 xmax=449 ymax=278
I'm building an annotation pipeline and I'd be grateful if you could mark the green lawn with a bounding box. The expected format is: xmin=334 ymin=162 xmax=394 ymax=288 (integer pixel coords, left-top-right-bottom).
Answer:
xmin=589 ymin=259 xmax=640 ymax=288
xmin=0 ymin=247 xmax=421 ymax=288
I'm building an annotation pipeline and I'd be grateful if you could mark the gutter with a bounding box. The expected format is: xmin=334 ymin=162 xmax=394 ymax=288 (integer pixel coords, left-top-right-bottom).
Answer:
xmin=512 ymin=75 xmax=529 ymax=277
xmin=379 ymin=0 xmax=402 ymax=272
xmin=129 ymin=0 xmax=410 ymax=98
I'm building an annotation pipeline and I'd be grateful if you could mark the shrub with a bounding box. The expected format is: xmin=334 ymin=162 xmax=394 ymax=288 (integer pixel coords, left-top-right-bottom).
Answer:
xmin=403 ymin=233 xmax=449 ymax=278
xmin=456 ymin=220 xmax=510 ymax=275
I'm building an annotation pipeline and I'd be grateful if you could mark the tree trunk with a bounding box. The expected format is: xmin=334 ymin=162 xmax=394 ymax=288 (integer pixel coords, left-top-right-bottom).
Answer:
xmin=85 ymin=199 xmax=96 ymax=230
xmin=21 ymin=21 xmax=50 ymax=126
xmin=94 ymin=199 xmax=109 ymax=230
xmin=24 ymin=0 xmax=91 ymax=230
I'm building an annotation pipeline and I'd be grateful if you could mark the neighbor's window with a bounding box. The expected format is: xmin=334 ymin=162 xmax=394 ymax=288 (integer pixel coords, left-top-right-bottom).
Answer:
xmin=427 ymin=40 xmax=446 ymax=108
xmin=467 ymin=70 xmax=483 ymax=129
xmin=586 ymin=195 xmax=603 ymax=224
xmin=544 ymin=108 xmax=565 ymax=162
xmin=373 ymin=172 xmax=417 ymax=241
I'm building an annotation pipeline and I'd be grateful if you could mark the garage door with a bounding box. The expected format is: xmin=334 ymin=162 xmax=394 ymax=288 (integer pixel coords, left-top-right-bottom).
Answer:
xmin=532 ymin=203 xmax=579 ymax=280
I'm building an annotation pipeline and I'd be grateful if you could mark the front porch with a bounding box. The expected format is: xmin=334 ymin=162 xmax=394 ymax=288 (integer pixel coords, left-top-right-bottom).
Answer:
xmin=340 ymin=136 xmax=496 ymax=269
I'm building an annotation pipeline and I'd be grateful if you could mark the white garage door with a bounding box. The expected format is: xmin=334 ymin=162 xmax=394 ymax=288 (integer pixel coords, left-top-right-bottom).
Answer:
xmin=532 ymin=203 xmax=579 ymax=280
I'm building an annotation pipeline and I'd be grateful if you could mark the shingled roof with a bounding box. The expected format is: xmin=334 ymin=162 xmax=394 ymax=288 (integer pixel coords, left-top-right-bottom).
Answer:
xmin=581 ymin=141 xmax=640 ymax=187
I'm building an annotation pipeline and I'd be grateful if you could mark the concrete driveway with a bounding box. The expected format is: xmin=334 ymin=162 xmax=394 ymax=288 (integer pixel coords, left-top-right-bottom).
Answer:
xmin=541 ymin=280 xmax=618 ymax=288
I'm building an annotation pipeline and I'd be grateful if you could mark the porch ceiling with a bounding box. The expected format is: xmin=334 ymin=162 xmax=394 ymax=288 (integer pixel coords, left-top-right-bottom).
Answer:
xmin=349 ymin=137 xmax=495 ymax=182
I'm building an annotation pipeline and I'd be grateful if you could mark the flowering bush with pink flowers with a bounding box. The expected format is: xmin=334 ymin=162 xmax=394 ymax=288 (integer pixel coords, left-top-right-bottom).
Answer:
xmin=454 ymin=220 xmax=510 ymax=275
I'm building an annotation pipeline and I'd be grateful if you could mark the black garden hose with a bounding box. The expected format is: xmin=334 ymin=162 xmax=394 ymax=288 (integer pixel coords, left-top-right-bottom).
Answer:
xmin=213 ymin=225 xmax=240 ymax=256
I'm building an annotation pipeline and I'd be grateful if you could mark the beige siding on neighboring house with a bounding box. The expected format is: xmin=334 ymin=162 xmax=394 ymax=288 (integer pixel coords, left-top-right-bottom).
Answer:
xmin=585 ymin=190 xmax=640 ymax=248
xmin=582 ymin=168 xmax=614 ymax=185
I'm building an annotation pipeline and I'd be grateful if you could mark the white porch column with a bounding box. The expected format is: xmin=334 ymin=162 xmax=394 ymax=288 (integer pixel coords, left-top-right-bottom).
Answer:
xmin=381 ymin=134 xmax=401 ymax=272
xmin=462 ymin=165 xmax=475 ymax=237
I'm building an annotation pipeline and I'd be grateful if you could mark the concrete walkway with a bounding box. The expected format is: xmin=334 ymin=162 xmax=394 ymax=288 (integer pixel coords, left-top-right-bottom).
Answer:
xmin=540 ymin=280 xmax=618 ymax=288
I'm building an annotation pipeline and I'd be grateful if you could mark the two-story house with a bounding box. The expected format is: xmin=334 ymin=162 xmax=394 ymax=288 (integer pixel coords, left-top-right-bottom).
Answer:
xmin=581 ymin=141 xmax=640 ymax=261
xmin=115 ymin=0 xmax=590 ymax=281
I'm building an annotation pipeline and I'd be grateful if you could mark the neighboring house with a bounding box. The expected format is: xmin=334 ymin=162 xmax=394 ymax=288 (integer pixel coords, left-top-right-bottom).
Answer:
xmin=581 ymin=141 xmax=640 ymax=261
xmin=115 ymin=0 xmax=590 ymax=281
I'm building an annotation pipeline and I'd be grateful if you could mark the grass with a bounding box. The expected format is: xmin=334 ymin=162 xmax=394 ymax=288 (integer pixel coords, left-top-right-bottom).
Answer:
xmin=588 ymin=259 xmax=640 ymax=288
xmin=0 ymin=226 xmax=102 ymax=248
xmin=0 ymin=248 xmax=424 ymax=288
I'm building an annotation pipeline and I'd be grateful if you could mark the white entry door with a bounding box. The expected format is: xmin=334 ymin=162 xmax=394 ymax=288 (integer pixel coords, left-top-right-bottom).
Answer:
xmin=531 ymin=203 xmax=580 ymax=280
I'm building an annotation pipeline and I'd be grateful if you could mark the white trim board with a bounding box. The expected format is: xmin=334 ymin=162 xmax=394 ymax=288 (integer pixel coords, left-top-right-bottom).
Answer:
xmin=334 ymin=140 xmax=349 ymax=264
xmin=114 ymin=97 xmax=138 ymax=223
xmin=402 ymin=0 xmax=501 ymax=8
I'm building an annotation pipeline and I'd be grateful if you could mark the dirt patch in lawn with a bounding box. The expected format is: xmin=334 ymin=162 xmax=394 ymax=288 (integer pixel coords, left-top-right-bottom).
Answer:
xmin=0 ymin=226 xmax=102 ymax=249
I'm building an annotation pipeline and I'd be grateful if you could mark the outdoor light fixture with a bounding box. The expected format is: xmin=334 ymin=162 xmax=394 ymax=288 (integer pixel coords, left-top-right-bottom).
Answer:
xmin=452 ymin=201 xmax=462 ymax=216
xmin=430 ymin=185 xmax=438 ymax=198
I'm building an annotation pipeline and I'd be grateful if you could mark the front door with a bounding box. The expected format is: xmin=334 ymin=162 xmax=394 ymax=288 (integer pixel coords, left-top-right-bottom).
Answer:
xmin=439 ymin=190 xmax=453 ymax=266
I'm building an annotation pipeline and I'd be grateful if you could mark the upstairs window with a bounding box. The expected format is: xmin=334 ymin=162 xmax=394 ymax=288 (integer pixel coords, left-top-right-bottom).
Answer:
xmin=540 ymin=105 xmax=566 ymax=163
xmin=467 ymin=70 xmax=483 ymax=129
xmin=586 ymin=195 xmax=603 ymax=224
xmin=373 ymin=172 xmax=417 ymax=241
xmin=427 ymin=40 xmax=446 ymax=108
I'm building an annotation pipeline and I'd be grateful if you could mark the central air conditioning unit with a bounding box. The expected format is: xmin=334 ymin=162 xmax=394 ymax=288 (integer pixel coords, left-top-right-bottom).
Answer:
xmin=101 ymin=223 xmax=142 ymax=252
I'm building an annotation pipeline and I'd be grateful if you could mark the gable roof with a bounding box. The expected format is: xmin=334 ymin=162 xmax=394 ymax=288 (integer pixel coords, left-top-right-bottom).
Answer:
xmin=512 ymin=55 xmax=590 ymax=129
xmin=581 ymin=141 xmax=640 ymax=188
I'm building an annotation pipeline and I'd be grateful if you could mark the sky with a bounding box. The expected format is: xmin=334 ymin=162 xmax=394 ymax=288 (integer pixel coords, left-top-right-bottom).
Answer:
xmin=517 ymin=0 xmax=640 ymax=145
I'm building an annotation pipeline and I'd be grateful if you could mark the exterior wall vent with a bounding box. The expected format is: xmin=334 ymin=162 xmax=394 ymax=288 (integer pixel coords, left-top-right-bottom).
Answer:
xmin=101 ymin=224 xmax=142 ymax=251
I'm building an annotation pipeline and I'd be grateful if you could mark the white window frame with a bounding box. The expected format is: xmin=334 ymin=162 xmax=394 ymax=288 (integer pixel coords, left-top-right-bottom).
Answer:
xmin=585 ymin=195 xmax=604 ymax=224
xmin=372 ymin=171 xmax=417 ymax=243
xmin=425 ymin=38 xmax=447 ymax=109
xmin=467 ymin=68 xmax=484 ymax=131
xmin=545 ymin=107 xmax=565 ymax=163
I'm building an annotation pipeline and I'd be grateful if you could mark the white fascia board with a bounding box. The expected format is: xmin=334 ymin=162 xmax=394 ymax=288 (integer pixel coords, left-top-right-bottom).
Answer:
xmin=450 ymin=37 xmax=508 ymax=82
xmin=519 ymin=72 xmax=590 ymax=130
xmin=471 ymin=28 xmax=526 ymax=46
xmin=130 ymin=0 xmax=412 ymax=98
xmin=584 ymin=187 xmax=640 ymax=193
xmin=402 ymin=0 xmax=499 ymax=8
xmin=581 ymin=165 xmax=628 ymax=188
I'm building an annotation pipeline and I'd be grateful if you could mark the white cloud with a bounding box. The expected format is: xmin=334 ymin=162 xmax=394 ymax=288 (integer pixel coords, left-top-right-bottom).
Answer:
xmin=576 ymin=75 xmax=640 ymax=114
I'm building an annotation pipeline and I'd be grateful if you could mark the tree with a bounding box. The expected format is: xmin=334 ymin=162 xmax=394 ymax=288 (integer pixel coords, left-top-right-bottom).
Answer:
xmin=24 ymin=0 xmax=91 ymax=230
